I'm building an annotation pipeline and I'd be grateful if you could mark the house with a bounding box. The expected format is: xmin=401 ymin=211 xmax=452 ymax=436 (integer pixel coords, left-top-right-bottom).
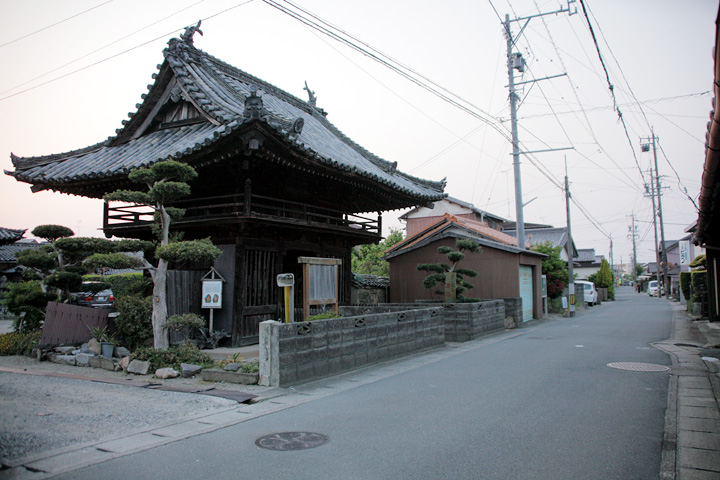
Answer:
xmin=384 ymin=214 xmax=545 ymax=322
xmin=574 ymin=248 xmax=604 ymax=280
xmin=400 ymin=196 xmax=509 ymax=238
xmin=0 ymin=228 xmax=46 ymax=284
xmin=664 ymin=228 xmax=706 ymax=303
xmin=504 ymin=226 xmax=579 ymax=261
xmin=694 ymin=6 xmax=720 ymax=322
xmin=5 ymin=27 xmax=446 ymax=345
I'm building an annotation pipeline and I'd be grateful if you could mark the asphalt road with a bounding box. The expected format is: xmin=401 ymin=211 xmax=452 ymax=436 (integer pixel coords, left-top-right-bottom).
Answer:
xmin=51 ymin=286 xmax=672 ymax=480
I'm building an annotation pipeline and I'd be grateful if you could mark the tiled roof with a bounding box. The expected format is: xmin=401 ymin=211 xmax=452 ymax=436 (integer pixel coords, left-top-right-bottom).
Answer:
xmin=504 ymin=226 xmax=578 ymax=257
xmin=0 ymin=241 xmax=44 ymax=263
xmin=0 ymin=228 xmax=26 ymax=245
xmin=384 ymin=214 xmax=547 ymax=261
xmin=352 ymin=273 xmax=390 ymax=288
xmin=7 ymin=33 xmax=445 ymax=205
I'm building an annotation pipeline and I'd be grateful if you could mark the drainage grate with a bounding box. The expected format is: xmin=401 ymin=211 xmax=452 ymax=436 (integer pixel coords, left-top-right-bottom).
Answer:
xmin=607 ymin=362 xmax=670 ymax=372
xmin=255 ymin=432 xmax=329 ymax=451
xmin=674 ymin=343 xmax=699 ymax=348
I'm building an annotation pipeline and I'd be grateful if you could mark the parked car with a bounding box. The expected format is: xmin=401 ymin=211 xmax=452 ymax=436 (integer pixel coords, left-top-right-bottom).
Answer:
xmin=575 ymin=280 xmax=598 ymax=306
xmin=70 ymin=282 xmax=114 ymax=308
xmin=647 ymin=280 xmax=662 ymax=297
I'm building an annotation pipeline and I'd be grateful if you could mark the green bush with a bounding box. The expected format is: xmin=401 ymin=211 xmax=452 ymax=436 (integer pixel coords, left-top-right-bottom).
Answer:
xmin=0 ymin=331 xmax=41 ymax=356
xmin=114 ymin=296 xmax=153 ymax=350
xmin=131 ymin=342 xmax=214 ymax=371
xmin=692 ymin=270 xmax=707 ymax=303
xmin=166 ymin=313 xmax=205 ymax=330
xmin=306 ymin=312 xmax=341 ymax=321
xmin=6 ymin=281 xmax=56 ymax=332
xmin=84 ymin=272 xmax=150 ymax=297
xmin=680 ymin=271 xmax=692 ymax=302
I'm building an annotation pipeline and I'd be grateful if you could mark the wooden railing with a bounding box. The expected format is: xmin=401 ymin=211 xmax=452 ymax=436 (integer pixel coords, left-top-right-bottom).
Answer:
xmin=103 ymin=193 xmax=380 ymax=235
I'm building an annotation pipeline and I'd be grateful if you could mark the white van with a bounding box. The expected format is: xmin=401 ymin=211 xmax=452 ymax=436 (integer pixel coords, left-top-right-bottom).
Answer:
xmin=575 ymin=280 xmax=599 ymax=306
xmin=648 ymin=280 xmax=660 ymax=296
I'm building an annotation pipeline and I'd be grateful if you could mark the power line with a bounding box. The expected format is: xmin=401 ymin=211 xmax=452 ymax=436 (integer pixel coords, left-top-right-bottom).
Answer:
xmin=0 ymin=0 xmax=115 ymax=49
xmin=0 ymin=0 xmax=255 ymax=103
xmin=1 ymin=0 xmax=208 ymax=97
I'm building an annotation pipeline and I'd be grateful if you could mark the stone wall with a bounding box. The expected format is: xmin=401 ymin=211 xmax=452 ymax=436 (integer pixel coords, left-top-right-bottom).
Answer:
xmin=259 ymin=307 xmax=444 ymax=387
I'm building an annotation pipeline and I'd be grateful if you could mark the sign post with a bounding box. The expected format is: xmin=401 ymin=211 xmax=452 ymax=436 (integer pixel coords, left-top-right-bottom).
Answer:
xmin=276 ymin=274 xmax=295 ymax=323
xmin=201 ymin=267 xmax=226 ymax=333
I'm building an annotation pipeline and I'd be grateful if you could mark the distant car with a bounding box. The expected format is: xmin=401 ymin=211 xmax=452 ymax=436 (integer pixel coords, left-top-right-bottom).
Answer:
xmin=71 ymin=282 xmax=114 ymax=309
xmin=575 ymin=280 xmax=598 ymax=306
xmin=647 ymin=280 xmax=661 ymax=297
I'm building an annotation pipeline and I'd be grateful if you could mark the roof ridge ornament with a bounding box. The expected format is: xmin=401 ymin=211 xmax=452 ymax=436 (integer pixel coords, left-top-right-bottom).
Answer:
xmin=181 ymin=20 xmax=203 ymax=46
xmin=244 ymin=85 xmax=269 ymax=120
xmin=303 ymin=81 xmax=317 ymax=106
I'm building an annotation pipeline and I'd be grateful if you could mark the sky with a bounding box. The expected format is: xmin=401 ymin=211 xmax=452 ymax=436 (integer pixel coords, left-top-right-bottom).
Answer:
xmin=0 ymin=0 xmax=716 ymax=266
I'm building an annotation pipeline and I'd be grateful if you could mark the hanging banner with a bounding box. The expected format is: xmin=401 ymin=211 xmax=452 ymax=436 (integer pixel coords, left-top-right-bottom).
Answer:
xmin=679 ymin=240 xmax=690 ymax=265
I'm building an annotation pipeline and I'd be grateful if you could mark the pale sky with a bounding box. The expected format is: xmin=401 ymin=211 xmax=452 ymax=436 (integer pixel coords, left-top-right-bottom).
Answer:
xmin=0 ymin=0 xmax=716 ymax=265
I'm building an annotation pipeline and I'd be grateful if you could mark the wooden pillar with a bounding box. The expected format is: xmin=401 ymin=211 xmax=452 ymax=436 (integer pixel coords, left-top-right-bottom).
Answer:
xmin=244 ymin=179 xmax=252 ymax=216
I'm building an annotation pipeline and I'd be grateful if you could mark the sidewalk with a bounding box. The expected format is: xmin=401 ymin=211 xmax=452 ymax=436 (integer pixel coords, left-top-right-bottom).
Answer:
xmin=654 ymin=303 xmax=720 ymax=480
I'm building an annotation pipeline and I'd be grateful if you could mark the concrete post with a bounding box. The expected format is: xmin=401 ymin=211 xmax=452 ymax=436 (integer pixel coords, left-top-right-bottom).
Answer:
xmin=259 ymin=320 xmax=281 ymax=386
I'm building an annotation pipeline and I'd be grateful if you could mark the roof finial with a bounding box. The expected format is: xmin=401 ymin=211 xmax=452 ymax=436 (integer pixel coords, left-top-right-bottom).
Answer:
xmin=181 ymin=20 xmax=203 ymax=46
xmin=303 ymin=81 xmax=317 ymax=106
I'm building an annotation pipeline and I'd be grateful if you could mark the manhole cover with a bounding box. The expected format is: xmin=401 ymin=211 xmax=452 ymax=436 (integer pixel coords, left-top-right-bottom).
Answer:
xmin=607 ymin=362 xmax=670 ymax=372
xmin=255 ymin=432 xmax=329 ymax=451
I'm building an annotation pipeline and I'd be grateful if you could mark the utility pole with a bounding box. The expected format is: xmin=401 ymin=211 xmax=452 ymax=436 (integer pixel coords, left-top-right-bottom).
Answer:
xmin=502 ymin=1 xmax=575 ymax=251
xmin=628 ymin=212 xmax=638 ymax=286
xmin=645 ymin=168 xmax=661 ymax=294
xmin=565 ymin=156 xmax=575 ymax=317
xmin=641 ymin=130 xmax=668 ymax=297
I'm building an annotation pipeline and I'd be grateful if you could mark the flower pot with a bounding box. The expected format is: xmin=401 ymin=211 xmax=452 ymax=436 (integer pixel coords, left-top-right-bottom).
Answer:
xmin=101 ymin=342 xmax=114 ymax=358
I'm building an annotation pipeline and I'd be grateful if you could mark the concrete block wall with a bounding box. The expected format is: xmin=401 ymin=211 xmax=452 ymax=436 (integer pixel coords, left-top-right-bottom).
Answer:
xmin=259 ymin=307 xmax=444 ymax=387
xmin=500 ymin=297 xmax=522 ymax=327
xmin=344 ymin=299 xmax=511 ymax=342
xmin=442 ymin=300 xmax=505 ymax=342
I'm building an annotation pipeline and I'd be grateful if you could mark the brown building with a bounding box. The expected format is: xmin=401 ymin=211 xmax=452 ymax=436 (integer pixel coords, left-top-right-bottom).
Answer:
xmin=696 ymin=6 xmax=720 ymax=322
xmin=385 ymin=214 xmax=545 ymax=321
xmin=5 ymin=27 xmax=445 ymax=345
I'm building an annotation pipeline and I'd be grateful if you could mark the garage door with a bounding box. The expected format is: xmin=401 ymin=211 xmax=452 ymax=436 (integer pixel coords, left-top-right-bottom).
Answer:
xmin=519 ymin=265 xmax=534 ymax=322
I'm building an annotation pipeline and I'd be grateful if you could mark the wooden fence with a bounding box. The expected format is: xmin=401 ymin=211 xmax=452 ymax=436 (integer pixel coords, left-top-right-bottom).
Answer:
xmin=41 ymin=302 xmax=110 ymax=345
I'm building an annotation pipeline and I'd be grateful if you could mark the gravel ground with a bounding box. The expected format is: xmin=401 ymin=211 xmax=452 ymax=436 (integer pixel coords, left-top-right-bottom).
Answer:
xmin=0 ymin=355 xmax=272 ymax=463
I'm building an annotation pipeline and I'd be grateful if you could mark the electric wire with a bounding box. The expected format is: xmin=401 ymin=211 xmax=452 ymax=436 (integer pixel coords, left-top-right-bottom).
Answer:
xmin=0 ymin=0 xmax=114 ymax=49
xmin=1 ymin=0 xmax=208 ymax=97
xmin=0 ymin=0 xmax=255 ymax=103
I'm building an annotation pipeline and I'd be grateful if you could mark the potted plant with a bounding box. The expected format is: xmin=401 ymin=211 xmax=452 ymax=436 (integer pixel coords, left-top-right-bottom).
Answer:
xmin=89 ymin=325 xmax=116 ymax=358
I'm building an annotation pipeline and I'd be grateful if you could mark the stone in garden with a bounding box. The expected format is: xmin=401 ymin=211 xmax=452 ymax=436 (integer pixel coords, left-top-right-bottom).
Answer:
xmin=87 ymin=338 xmax=102 ymax=355
xmin=55 ymin=346 xmax=75 ymax=354
xmin=181 ymin=363 xmax=203 ymax=377
xmin=81 ymin=343 xmax=91 ymax=354
xmin=54 ymin=354 xmax=76 ymax=366
xmin=116 ymin=347 xmax=131 ymax=358
xmin=155 ymin=367 xmax=180 ymax=379
xmin=127 ymin=359 xmax=151 ymax=375
xmin=119 ymin=356 xmax=130 ymax=371
xmin=75 ymin=353 xmax=94 ymax=367
xmin=223 ymin=362 xmax=241 ymax=372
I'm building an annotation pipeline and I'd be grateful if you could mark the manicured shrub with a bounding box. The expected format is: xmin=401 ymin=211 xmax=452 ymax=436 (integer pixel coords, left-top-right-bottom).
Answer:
xmin=114 ymin=296 xmax=153 ymax=350
xmin=692 ymin=270 xmax=707 ymax=303
xmin=83 ymin=272 xmax=151 ymax=297
xmin=680 ymin=271 xmax=692 ymax=302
